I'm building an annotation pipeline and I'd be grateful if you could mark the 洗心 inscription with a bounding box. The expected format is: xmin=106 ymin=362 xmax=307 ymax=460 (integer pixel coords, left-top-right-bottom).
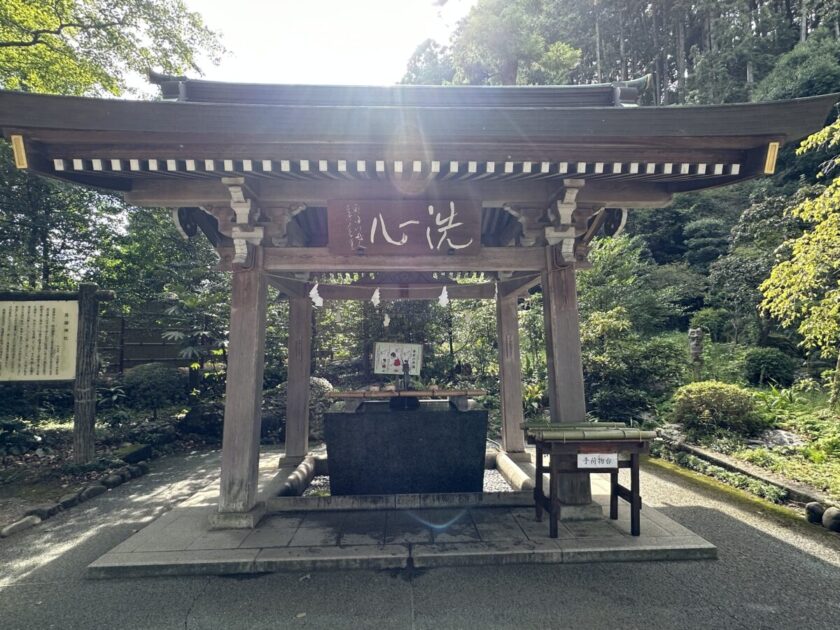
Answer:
xmin=328 ymin=200 xmax=481 ymax=255
xmin=0 ymin=301 xmax=78 ymax=381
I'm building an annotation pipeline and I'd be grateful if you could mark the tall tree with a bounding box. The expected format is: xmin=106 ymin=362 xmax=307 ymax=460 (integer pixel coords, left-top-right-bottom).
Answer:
xmin=761 ymin=120 xmax=840 ymax=406
xmin=0 ymin=0 xmax=223 ymax=95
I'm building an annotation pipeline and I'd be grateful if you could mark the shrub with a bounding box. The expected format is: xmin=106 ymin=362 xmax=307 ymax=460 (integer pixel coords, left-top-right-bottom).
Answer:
xmin=689 ymin=307 xmax=729 ymax=342
xmin=0 ymin=417 xmax=39 ymax=452
xmin=122 ymin=363 xmax=186 ymax=414
xmin=582 ymin=309 xmax=685 ymax=423
xmin=671 ymin=380 xmax=767 ymax=436
xmin=743 ymin=347 xmax=797 ymax=387
xmin=262 ymin=377 xmax=333 ymax=441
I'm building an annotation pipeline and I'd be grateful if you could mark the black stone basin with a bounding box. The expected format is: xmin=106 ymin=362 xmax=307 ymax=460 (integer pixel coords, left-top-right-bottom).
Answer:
xmin=324 ymin=400 xmax=488 ymax=495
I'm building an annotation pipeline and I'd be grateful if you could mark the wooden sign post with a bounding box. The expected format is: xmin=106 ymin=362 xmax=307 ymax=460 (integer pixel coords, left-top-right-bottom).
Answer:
xmin=0 ymin=284 xmax=114 ymax=464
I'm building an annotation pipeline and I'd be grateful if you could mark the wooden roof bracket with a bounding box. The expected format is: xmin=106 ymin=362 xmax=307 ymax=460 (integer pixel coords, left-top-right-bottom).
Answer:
xmin=221 ymin=177 xmax=265 ymax=264
xmin=545 ymin=179 xmax=586 ymax=265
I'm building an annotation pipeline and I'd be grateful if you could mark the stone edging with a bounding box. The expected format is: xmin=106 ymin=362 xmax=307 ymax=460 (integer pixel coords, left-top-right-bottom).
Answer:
xmin=0 ymin=461 xmax=150 ymax=538
xmin=657 ymin=436 xmax=834 ymax=507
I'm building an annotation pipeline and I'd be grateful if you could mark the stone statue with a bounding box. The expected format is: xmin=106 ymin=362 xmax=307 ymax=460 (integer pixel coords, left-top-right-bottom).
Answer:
xmin=688 ymin=327 xmax=704 ymax=380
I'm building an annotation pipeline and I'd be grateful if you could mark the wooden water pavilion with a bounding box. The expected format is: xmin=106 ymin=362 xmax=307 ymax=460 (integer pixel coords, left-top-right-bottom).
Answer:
xmin=0 ymin=78 xmax=835 ymax=526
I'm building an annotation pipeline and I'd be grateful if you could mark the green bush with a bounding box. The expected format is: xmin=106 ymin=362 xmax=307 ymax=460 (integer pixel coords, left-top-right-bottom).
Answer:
xmin=671 ymin=380 xmax=767 ymax=436
xmin=689 ymin=307 xmax=729 ymax=342
xmin=582 ymin=310 xmax=685 ymax=423
xmin=122 ymin=363 xmax=186 ymax=414
xmin=262 ymin=377 xmax=334 ymax=441
xmin=743 ymin=347 xmax=797 ymax=387
xmin=0 ymin=417 xmax=39 ymax=451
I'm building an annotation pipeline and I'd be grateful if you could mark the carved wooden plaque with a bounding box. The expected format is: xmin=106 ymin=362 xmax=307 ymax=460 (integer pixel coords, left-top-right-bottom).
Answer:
xmin=327 ymin=200 xmax=481 ymax=256
xmin=0 ymin=301 xmax=78 ymax=381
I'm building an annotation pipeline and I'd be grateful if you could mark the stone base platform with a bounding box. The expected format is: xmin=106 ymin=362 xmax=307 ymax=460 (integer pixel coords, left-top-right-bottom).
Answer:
xmin=88 ymin=469 xmax=716 ymax=577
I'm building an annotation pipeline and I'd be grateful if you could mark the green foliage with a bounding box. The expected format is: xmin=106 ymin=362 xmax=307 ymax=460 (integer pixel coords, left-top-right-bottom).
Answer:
xmin=653 ymin=445 xmax=789 ymax=503
xmin=448 ymin=0 xmax=580 ymax=86
xmin=753 ymin=30 xmax=840 ymax=103
xmin=522 ymin=382 xmax=548 ymax=420
xmin=578 ymin=236 xmax=682 ymax=334
xmin=581 ymin=308 xmax=684 ymax=423
xmin=690 ymin=308 xmax=729 ymax=343
xmin=761 ymin=120 xmax=840 ymax=406
xmin=0 ymin=0 xmax=223 ymax=95
xmin=0 ymin=417 xmax=39 ymax=450
xmin=263 ymin=377 xmax=334 ymax=441
xmin=401 ymin=39 xmax=454 ymax=85
xmin=671 ymin=381 xmax=766 ymax=437
xmin=683 ymin=217 xmax=729 ymax=272
xmin=122 ymin=363 xmax=186 ymax=413
xmin=743 ymin=347 xmax=798 ymax=387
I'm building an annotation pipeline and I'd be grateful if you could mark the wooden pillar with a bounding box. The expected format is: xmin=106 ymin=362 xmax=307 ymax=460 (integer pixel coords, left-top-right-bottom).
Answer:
xmin=284 ymin=296 xmax=312 ymax=460
xmin=496 ymin=286 xmax=526 ymax=454
xmin=542 ymin=264 xmax=591 ymax=505
xmin=73 ymin=283 xmax=99 ymax=465
xmin=219 ymin=266 xmax=267 ymax=513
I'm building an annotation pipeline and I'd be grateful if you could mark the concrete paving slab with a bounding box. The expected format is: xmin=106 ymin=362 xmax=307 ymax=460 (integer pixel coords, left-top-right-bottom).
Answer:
xmin=288 ymin=513 xmax=344 ymax=547
xmin=384 ymin=510 xmax=433 ymax=544
xmin=86 ymin=449 xmax=718 ymax=578
xmin=470 ymin=509 xmax=529 ymax=542
xmin=339 ymin=510 xmax=387 ymax=546
xmin=88 ymin=548 xmax=260 ymax=578
xmin=412 ymin=540 xmax=562 ymax=568
xmin=255 ymin=544 xmax=408 ymax=572
xmin=560 ymin=535 xmax=718 ymax=563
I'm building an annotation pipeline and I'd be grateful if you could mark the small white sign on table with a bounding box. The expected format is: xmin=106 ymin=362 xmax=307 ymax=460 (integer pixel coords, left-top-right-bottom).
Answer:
xmin=577 ymin=453 xmax=618 ymax=469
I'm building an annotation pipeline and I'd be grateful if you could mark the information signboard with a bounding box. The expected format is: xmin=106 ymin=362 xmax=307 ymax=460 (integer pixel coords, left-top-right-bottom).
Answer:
xmin=374 ymin=342 xmax=423 ymax=376
xmin=0 ymin=300 xmax=78 ymax=381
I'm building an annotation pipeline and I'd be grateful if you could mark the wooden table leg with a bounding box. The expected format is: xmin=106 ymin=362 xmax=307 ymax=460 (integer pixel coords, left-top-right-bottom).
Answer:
xmin=631 ymin=452 xmax=641 ymax=536
xmin=609 ymin=470 xmax=618 ymax=520
xmin=535 ymin=442 xmax=544 ymax=522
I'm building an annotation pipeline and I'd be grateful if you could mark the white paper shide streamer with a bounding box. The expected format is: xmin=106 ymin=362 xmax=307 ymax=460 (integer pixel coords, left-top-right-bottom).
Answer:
xmin=309 ymin=282 xmax=323 ymax=308
xmin=371 ymin=287 xmax=381 ymax=307
xmin=383 ymin=313 xmax=390 ymax=328
xmin=438 ymin=285 xmax=449 ymax=307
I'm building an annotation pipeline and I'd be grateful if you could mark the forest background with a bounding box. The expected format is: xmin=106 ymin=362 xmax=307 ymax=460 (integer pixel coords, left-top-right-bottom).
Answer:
xmin=0 ymin=0 xmax=839 ymax=504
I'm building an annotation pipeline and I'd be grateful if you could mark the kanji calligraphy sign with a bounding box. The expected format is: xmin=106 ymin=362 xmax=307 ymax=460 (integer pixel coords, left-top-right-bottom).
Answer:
xmin=327 ymin=200 xmax=481 ymax=256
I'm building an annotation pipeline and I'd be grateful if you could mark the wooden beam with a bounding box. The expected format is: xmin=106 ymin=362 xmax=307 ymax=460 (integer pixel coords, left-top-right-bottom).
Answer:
xmin=125 ymin=178 xmax=557 ymax=208
xmin=219 ymin=266 xmax=267 ymax=513
xmin=267 ymin=276 xmax=498 ymax=301
xmin=498 ymin=273 xmax=541 ymax=297
xmin=497 ymin=289 xmax=526 ymax=454
xmin=257 ymin=247 xmax=545 ymax=273
xmin=285 ymin=296 xmax=312 ymax=460
xmin=541 ymin=264 xmax=591 ymax=505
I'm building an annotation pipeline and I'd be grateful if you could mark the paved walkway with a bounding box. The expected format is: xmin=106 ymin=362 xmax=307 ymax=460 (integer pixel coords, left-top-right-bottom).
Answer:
xmin=0 ymin=447 xmax=838 ymax=629
xmin=88 ymin=454 xmax=713 ymax=577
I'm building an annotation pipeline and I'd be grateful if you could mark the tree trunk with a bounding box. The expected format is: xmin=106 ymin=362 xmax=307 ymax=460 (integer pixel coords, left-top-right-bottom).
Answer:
xmin=676 ymin=10 xmax=687 ymax=103
xmin=595 ymin=2 xmax=603 ymax=83
xmin=619 ymin=7 xmax=627 ymax=80
xmin=800 ymin=0 xmax=808 ymax=42
xmin=830 ymin=350 xmax=840 ymax=409
xmin=652 ymin=6 xmax=663 ymax=104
